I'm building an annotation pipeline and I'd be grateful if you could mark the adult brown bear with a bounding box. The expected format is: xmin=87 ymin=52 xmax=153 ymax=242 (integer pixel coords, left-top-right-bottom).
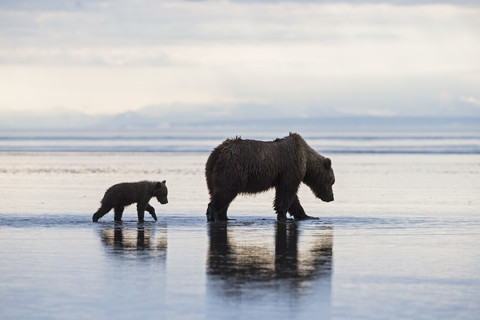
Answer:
xmin=205 ymin=133 xmax=335 ymax=221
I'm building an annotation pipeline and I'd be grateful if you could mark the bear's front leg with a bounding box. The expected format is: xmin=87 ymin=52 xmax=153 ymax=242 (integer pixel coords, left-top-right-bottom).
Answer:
xmin=274 ymin=184 xmax=297 ymax=221
xmin=288 ymin=196 xmax=317 ymax=220
xmin=136 ymin=203 xmax=146 ymax=222
xmin=145 ymin=204 xmax=157 ymax=221
xmin=114 ymin=206 xmax=124 ymax=221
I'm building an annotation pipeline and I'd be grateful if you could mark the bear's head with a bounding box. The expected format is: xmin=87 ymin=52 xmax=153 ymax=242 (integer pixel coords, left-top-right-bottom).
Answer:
xmin=153 ymin=180 xmax=168 ymax=204
xmin=305 ymin=157 xmax=335 ymax=202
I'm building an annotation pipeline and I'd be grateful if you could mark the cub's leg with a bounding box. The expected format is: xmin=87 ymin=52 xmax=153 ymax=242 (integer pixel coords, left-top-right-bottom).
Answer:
xmin=145 ymin=204 xmax=158 ymax=221
xmin=114 ymin=206 xmax=124 ymax=221
xmin=136 ymin=203 xmax=146 ymax=222
xmin=92 ymin=204 xmax=112 ymax=222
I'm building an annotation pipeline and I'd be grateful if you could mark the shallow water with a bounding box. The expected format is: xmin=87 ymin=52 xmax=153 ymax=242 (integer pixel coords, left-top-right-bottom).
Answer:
xmin=0 ymin=153 xmax=479 ymax=319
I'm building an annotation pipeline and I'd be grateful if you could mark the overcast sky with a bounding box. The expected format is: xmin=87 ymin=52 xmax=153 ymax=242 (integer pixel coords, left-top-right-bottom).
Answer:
xmin=1 ymin=0 xmax=479 ymax=118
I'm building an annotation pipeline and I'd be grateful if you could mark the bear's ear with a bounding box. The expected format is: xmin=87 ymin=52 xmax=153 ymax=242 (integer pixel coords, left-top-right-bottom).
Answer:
xmin=324 ymin=158 xmax=332 ymax=169
xmin=155 ymin=181 xmax=163 ymax=189
xmin=162 ymin=180 xmax=166 ymax=185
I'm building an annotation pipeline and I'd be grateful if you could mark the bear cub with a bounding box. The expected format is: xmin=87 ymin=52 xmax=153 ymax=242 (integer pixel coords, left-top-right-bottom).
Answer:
xmin=92 ymin=180 xmax=168 ymax=222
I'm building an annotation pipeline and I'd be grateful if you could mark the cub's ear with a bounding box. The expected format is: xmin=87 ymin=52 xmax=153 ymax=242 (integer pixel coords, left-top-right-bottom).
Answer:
xmin=155 ymin=181 xmax=163 ymax=188
xmin=162 ymin=180 xmax=166 ymax=185
xmin=324 ymin=158 xmax=332 ymax=169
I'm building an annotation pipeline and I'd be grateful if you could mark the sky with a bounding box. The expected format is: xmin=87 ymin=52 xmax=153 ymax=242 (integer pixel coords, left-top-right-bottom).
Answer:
xmin=1 ymin=0 xmax=480 ymax=120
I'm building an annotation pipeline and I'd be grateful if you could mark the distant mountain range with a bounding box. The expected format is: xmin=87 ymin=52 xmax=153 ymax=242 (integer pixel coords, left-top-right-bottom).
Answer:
xmin=1 ymin=106 xmax=479 ymax=132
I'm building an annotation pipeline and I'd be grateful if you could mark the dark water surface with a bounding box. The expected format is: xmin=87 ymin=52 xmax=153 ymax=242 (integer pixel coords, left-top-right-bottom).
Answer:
xmin=0 ymin=215 xmax=333 ymax=320
xmin=1 ymin=153 xmax=479 ymax=319
xmin=1 ymin=213 xmax=479 ymax=320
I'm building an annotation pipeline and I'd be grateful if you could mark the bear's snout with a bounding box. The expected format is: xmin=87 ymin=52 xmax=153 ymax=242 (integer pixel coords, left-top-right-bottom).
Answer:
xmin=157 ymin=196 xmax=168 ymax=204
xmin=320 ymin=193 xmax=334 ymax=202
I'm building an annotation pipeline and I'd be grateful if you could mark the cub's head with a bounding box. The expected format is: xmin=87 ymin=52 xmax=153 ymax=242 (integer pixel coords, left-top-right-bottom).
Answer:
xmin=305 ymin=157 xmax=335 ymax=202
xmin=153 ymin=180 xmax=168 ymax=204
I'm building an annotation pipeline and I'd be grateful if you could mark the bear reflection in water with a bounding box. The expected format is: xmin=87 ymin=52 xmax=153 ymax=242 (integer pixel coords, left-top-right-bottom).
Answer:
xmin=207 ymin=221 xmax=333 ymax=299
xmin=99 ymin=222 xmax=167 ymax=259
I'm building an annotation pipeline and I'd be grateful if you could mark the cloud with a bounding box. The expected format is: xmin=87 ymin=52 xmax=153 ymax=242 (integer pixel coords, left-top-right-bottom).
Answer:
xmin=461 ymin=96 xmax=480 ymax=108
xmin=0 ymin=1 xmax=479 ymax=117
xmin=2 ymin=2 xmax=479 ymax=67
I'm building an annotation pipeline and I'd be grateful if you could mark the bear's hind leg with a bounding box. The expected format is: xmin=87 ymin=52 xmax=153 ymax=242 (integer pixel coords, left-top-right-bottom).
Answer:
xmin=114 ymin=206 xmax=124 ymax=221
xmin=206 ymin=201 xmax=230 ymax=222
xmin=207 ymin=191 xmax=236 ymax=221
xmin=216 ymin=204 xmax=230 ymax=221
xmin=206 ymin=202 xmax=215 ymax=222
xmin=92 ymin=204 xmax=112 ymax=222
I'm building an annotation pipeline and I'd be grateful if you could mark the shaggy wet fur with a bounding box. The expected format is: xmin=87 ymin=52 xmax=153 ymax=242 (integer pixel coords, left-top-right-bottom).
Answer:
xmin=92 ymin=180 xmax=168 ymax=222
xmin=205 ymin=133 xmax=335 ymax=221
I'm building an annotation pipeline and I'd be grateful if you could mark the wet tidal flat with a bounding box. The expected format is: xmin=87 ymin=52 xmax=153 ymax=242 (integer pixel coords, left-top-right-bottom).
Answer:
xmin=0 ymin=153 xmax=479 ymax=319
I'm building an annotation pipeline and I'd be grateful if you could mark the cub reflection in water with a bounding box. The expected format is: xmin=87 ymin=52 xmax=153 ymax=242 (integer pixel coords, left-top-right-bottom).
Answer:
xmin=99 ymin=222 xmax=167 ymax=259
xmin=207 ymin=221 xmax=332 ymax=298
